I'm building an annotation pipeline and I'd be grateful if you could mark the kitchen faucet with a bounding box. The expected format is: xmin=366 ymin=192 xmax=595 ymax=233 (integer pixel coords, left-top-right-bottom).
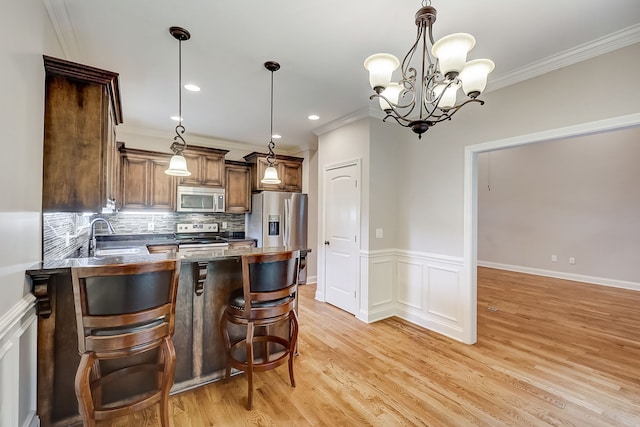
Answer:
xmin=88 ymin=217 xmax=116 ymax=256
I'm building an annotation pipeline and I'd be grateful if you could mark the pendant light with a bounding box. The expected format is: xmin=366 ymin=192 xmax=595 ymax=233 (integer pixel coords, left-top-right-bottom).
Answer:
xmin=261 ymin=61 xmax=281 ymax=184
xmin=165 ymin=26 xmax=192 ymax=176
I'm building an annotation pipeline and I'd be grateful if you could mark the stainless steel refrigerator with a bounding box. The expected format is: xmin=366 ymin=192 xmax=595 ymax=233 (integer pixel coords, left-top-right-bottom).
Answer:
xmin=247 ymin=192 xmax=309 ymax=283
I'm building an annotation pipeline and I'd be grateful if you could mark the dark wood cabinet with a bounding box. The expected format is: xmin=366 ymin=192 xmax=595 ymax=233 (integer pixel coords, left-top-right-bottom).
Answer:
xmin=42 ymin=56 xmax=123 ymax=212
xmin=224 ymin=161 xmax=251 ymax=213
xmin=118 ymin=145 xmax=175 ymax=211
xmin=179 ymin=146 xmax=229 ymax=187
xmin=243 ymin=152 xmax=303 ymax=193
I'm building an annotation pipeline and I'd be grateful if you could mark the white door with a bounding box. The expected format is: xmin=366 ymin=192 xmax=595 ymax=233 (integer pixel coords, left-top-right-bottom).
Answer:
xmin=324 ymin=162 xmax=360 ymax=314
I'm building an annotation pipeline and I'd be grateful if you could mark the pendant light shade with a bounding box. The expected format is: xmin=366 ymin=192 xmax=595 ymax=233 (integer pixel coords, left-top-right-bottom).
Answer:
xmin=261 ymin=61 xmax=281 ymax=185
xmin=261 ymin=166 xmax=281 ymax=184
xmin=166 ymin=154 xmax=191 ymax=176
xmin=165 ymin=26 xmax=191 ymax=177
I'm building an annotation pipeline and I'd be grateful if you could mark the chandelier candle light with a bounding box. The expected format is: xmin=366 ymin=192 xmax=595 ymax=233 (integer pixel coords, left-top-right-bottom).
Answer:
xmin=364 ymin=0 xmax=494 ymax=138
xmin=261 ymin=61 xmax=281 ymax=184
xmin=165 ymin=26 xmax=192 ymax=176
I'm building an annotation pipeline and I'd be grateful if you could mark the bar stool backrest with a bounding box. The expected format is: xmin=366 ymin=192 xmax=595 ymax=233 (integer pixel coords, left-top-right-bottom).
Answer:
xmin=71 ymin=259 xmax=181 ymax=358
xmin=241 ymin=251 xmax=299 ymax=320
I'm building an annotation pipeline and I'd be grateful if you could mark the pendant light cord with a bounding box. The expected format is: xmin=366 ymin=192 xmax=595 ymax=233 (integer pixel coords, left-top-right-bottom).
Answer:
xmin=172 ymin=35 xmax=187 ymax=155
xmin=266 ymin=65 xmax=276 ymax=167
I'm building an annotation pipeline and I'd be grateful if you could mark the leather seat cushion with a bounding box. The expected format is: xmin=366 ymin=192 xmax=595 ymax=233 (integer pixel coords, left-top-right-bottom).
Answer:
xmin=228 ymin=288 xmax=293 ymax=310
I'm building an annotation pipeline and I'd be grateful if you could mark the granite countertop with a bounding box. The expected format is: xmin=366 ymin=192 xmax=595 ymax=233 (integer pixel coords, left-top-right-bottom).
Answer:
xmin=25 ymin=246 xmax=310 ymax=275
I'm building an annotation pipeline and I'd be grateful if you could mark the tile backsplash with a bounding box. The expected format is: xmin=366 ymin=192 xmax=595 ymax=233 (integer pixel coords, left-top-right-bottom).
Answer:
xmin=100 ymin=212 xmax=245 ymax=234
xmin=43 ymin=212 xmax=90 ymax=260
xmin=43 ymin=211 xmax=245 ymax=261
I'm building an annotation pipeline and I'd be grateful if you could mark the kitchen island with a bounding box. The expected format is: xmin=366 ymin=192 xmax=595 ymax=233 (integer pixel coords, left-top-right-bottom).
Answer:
xmin=26 ymin=246 xmax=308 ymax=427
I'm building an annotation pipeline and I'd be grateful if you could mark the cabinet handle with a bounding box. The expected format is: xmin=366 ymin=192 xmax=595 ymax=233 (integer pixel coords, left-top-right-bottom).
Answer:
xmin=324 ymin=240 xmax=330 ymax=246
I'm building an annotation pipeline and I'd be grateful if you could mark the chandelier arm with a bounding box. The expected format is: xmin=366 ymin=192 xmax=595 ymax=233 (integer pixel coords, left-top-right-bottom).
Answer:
xmin=382 ymin=113 xmax=412 ymax=128
xmin=428 ymin=98 xmax=485 ymax=124
xmin=401 ymin=24 xmax=423 ymax=82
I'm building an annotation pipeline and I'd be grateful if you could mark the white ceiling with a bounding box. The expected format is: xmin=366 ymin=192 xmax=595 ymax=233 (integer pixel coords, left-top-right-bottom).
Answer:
xmin=46 ymin=0 xmax=640 ymax=152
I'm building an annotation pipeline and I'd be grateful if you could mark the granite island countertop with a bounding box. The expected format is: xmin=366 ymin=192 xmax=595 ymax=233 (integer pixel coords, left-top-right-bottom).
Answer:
xmin=26 ymin=246 xmax=311 ymax=275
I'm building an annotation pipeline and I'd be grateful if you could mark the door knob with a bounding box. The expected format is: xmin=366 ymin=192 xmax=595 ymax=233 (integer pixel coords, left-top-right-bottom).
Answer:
xmin=324 ymin=240 xmax=330 ymax=246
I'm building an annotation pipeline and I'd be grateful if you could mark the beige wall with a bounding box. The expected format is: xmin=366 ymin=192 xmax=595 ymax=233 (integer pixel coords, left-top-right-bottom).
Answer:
xmin=478 ymin=126 xmax=640 ymax=283
xmin=395 ymin=43 xmax=640 ymax=257
xmin=0 ymin=0 xmax=62 ymax=316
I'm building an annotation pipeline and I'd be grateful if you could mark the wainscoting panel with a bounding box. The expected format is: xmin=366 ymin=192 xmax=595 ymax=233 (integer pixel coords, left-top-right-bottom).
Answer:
xmin=359 ymin=250 xmax=395 ymax=322
xmin=0 ymin=294 xmax=38 ymax=427
xmin=426 ymin=263 xmax=461 ymax=322
xmin=361 ymin=249 xmax=465 ymax=342
xmin=397 ymin=259 xmax=424 ymax=310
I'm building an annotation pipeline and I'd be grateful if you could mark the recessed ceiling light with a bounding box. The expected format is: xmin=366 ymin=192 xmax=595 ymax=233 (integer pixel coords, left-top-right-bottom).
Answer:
xmin=308 ymin=114 xmax=320 ymax=120
xmin=184 ymin=83 xmax=200 ymax=92
xmin=272 ymin=134 xmax=282 ymax=139
xmin=171 ymin=115 xmax=183 ymax=121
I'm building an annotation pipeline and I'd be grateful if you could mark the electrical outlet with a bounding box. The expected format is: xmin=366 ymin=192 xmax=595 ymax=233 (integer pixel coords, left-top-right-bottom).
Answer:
xmin=147 ymin=222 xmax=154 ymax=231
xmin=222 ymin=222 xmax=228 ymax=230
xmin=375 ymin=228 xmax=383 ymax=238
xmin=551 ymin=255 xmax=557 ymax=262
xmin=569 ymin=257 xmax=576 ymax=264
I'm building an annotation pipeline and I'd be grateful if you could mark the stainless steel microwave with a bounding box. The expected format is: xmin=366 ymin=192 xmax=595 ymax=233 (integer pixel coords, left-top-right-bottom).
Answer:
xmin=176 ymin=186 xmax=225 ymax=212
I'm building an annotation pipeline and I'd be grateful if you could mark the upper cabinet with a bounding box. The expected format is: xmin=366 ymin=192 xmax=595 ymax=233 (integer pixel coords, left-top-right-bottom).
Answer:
xmin=224 ymin=161 xmax=251 ymax=213
xmin=118 ymin=144 xmax=175 ymax=211
xmin=42 ymin=56 xmax=123 ymax=212
xmin=243 ymin=152 xmax=303 ymax=193
xmin=179 ymin=146 xmax=229 ymax=188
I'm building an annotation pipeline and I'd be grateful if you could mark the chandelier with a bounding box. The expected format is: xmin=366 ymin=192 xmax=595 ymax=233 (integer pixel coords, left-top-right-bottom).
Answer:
xmin=165 ymin=26 xmax=192 ymax=176
xmin=364 ymin=0 xmax=494 ymax=138
xmin=261 ymin=61 xmax=281 ymax=184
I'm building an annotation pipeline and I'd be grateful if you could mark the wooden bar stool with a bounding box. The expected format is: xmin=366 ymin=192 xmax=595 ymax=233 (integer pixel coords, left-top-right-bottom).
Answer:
xmin=71 ymin=259 xmax=180 ymax=427
xmin=219 ymin=251 xmax=299 ymax=410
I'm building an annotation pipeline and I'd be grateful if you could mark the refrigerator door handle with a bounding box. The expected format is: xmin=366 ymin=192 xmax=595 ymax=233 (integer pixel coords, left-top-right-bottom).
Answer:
xmin=283 ymin=198 xmax=290 ymax=246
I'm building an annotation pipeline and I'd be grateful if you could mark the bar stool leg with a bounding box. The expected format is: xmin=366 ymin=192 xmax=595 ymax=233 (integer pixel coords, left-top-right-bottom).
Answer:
xmin=288 ymin=310 xmax=298 ymax=387
xmin=246 ymin=322 xmax=255 ymax=410
xmin=75 ymin=352 xmax=97 ymax=427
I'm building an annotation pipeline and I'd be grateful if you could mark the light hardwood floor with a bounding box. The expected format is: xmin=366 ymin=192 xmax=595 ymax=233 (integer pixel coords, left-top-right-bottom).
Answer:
xmin=102 ymin=267 xmax=640 ymax=426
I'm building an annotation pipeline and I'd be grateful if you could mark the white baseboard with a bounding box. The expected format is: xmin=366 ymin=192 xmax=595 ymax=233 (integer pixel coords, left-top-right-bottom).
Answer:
xmin=478 ymin=261 xmax=640 ymax=291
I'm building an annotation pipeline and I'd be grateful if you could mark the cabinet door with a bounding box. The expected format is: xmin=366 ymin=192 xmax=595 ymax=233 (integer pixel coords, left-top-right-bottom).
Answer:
xmin=120 ymin=155 xmax=148 ymax=209
xmin=119 ymin=149 xmax=175 ymax=211
xmin=178 ymin=152 xmax=202 ymax=186
xmin=202 ymin=154 xmax=226 ymax=187
xmin=225 ymin=163 xmax=251 ymax=213
xmin=42 ymin=56 xmax=122 ymax=213
xmin=178 ymin=147 xmax=228 ymax=187
xmin=281 ymin=160 xmax=303 ymax=192
xmin=149 ymin=158 xmax=175 ymax=210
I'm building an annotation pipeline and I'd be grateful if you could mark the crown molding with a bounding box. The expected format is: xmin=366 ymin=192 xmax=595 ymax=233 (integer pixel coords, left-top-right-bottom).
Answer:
xmin=489 ymin=24 xmax=640 ymax=92
xmin=43 ymin=0 xmax=80 ymax=61
xmin=116 ymin=124 xmax=308 ymax=156
xmin=312 ymin=107 xmax=373 ymax=136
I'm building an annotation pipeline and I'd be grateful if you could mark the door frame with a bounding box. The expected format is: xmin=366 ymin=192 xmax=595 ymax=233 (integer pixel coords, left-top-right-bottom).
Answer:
xmin=318 ymin=158 xmax=362 ymax=310
xmin=462 ymin=112 xmax=640 ymax=344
